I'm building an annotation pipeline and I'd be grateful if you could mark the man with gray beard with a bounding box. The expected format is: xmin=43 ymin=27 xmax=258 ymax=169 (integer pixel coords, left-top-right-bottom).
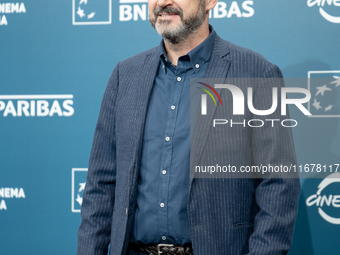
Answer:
xmin=77 ymin=0 xmax=300 ymax=255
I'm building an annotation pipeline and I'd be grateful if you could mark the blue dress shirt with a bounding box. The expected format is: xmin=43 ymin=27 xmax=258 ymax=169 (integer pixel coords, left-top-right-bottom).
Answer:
xmin=131 ymin=28 xmax=216 ymax=246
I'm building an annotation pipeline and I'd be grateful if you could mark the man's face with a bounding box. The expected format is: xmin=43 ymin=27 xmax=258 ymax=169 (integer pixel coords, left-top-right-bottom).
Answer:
xmin=149 ymin=0 xmax=207 ymax=44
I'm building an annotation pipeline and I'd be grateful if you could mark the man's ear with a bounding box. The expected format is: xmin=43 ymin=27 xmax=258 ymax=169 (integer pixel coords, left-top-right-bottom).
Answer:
xmin=206 ymin=0 xmax=218 ymax=11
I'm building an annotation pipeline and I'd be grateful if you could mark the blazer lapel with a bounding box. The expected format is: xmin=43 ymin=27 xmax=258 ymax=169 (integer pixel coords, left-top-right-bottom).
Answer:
xmin=130 ymin=49 xmax=160 ymax=182
xmin=189 ymin=35 xmax=232 ymax=192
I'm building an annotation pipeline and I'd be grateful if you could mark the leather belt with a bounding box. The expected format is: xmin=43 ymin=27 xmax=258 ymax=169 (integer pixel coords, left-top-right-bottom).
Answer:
xmin=130 ymin=243 xmax=193 ymax=255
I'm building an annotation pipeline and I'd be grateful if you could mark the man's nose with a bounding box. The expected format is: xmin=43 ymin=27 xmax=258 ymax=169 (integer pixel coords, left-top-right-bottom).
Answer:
xmin=157 ymin=0 xmax=174 ymax=7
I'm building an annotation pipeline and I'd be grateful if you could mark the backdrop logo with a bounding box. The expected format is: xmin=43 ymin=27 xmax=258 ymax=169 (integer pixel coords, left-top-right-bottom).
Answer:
xmin=0 ymin=94 xmax=74 ymax=117
xmin=307 ymin=0 xmax=340 ymax=23
xmin=308 ymin=70 xmax=340 ymax=117
xmin=199 ymin=83 xmax=311 ymax=116
xmin=210 ymin=0 xmax=254 ymax=19
xmin=198 ymin=82 xmax=223 ymax=115
xmin=71 ymin=168 xmax=87 ymax=213
xmin=0 ymin=187 xmax=26 ymax=211
xmin=306 ymin=172 xmax=340 ymax=224
xmin=0 ymin=2 xmax=26 ymax=26
xmin=72 ymin=0 xmax=112 ymax=25
xmin=119 ymin=0 xmax=254 ymax=22
xmin=198 ymin=82 xmax=312 ymax=128
xmin=119 ymin=0 xmax=148 ymax=22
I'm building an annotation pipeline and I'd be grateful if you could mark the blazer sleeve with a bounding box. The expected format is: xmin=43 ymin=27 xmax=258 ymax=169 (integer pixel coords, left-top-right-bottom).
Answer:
xmin=77 ymin=63 xmax=120 ymax=255
xmin=247 ymin=64 xmax=301 ymax=255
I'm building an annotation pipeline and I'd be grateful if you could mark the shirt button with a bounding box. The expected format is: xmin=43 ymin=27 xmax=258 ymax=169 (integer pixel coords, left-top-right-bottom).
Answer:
xmin=195 ymin=64 xmax=200 ymax=69
xmin=171 ymin=105 xmax=175 ymax=110
xmin=162 ymin=65 xmax=165 ymax=69
xmin=162 ymin=170 xmax=167 ymax=175
xmin=177 ymin=77 xmax=181 ymax=82
xmin=160 ymin=203 xmax=165 ymax=208
xmin=165 ymin=136 xmax=170 ymax=142
xmin=162 ymin=236 xmax=167 ymax=240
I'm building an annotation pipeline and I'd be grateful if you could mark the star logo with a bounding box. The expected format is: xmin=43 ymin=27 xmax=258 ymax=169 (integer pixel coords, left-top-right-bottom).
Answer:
xmin=312 ymin=98 xmax=322 ymax=111
xmin=308 ymin=71 xmax=340 ymax=118
xmin=76 ymin=194 xmax=83 ymax=206
xmin=77 ymin=6 xmax=85 ymax=18
xmin=72 ymin=0 xmax=112 ymax=25
xmin=325 ymin=105 xmax=333 ymax=112
xmin=88 ymin=12 xmax=95 ymax=19
xmin=72 ymin=168 xmax=88 ymax=213
xmin=78 ymin=182 xmax=86 ymax=193
xmin=331 ymin=76 xmax=340 ymax=87
xmin=315 ymin=84 xmax=332 ymax=97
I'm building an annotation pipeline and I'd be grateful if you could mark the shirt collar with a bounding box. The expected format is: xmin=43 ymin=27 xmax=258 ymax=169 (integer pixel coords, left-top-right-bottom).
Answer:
xmin=159 ymin=25 xmax=216 ymax=74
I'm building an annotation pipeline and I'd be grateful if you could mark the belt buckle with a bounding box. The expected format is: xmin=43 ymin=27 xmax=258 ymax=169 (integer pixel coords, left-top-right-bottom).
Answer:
xmin=157 ymin=244 xmax=174 ymax=255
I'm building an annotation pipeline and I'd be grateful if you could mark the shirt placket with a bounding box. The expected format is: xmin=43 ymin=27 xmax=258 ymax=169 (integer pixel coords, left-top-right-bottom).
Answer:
xmin=157 ymin=63 xmax=186 ymax=242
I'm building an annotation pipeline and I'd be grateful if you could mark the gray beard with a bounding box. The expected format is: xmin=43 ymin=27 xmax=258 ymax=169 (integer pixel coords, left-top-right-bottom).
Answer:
xmin=151 ymin=3 xmax=206 ymax=44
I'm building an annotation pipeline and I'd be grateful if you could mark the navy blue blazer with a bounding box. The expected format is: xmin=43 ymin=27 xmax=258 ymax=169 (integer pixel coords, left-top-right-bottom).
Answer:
xmin=77 ymin=34 xmax=300 ymax=255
